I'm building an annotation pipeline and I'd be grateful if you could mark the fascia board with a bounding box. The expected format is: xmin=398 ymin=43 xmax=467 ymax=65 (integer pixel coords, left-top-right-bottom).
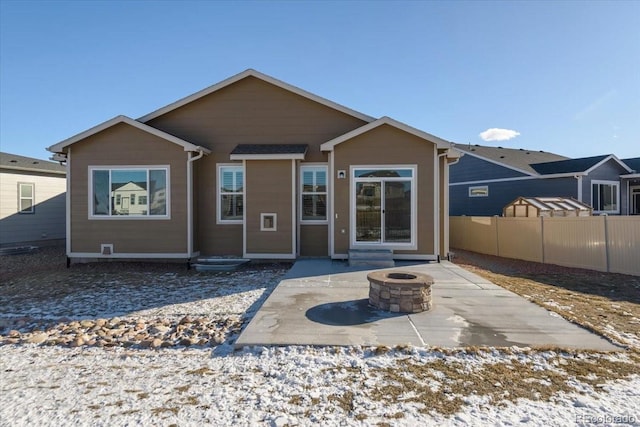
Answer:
xmin=320 ymin=116 xmax=452 ymax=152
xmin=538 ymin=172 xmax=588 ymax=179
xmin=1 ymin=165 xmax=66 ymax=175
xmin=138 ymin=69 xmax=375 ymax=123
xmin=47 ymin=115 xmax=210 ymax=155
xmin=584 ymin=154 xmax=633 ymax=174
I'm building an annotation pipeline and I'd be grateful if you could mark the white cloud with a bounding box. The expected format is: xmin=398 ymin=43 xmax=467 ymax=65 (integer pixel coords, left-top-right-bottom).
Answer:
xmin=479 ymin=128 xmax=521 ymax=142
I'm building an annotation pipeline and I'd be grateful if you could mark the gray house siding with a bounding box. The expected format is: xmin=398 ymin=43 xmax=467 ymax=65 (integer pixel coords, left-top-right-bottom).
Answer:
xmin=450 ymin=177 xmax=577 ymax=216
xmin=0 ymin=169 xmax=66 ymax=246
xmin=582 ymin=159 xmax=629 ymax=213
xmin=450 ymin=155 xmax=528 ymax=183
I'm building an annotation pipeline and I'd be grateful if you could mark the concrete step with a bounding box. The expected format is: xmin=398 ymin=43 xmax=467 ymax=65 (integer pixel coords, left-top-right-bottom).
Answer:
xmin=348 ymin=249 xmax=395 ymax=267
xmin=191 ymin=257 xmax=250 ymax=272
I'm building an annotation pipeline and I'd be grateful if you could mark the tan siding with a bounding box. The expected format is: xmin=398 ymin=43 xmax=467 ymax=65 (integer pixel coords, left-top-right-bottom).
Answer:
xmin=147 ymin=76 xmax=367 ymax=254
xmin=245 ymin=160 xmax=293 ymax=254
xmin=300 ymin=225 xmax=328 ymax=256
xmin=147 ymin=77 xmax=367 ymax=162
xmin=332 ymin=124 xmax=436 ymax=255
xmin=69 ymin=123 xmax=189 ymax=254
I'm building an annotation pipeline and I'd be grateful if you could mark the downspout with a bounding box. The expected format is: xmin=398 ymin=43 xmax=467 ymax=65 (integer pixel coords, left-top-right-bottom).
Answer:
xmin=575 ymin=175 xmax=583 ymax=202
xmin=65 ymin=149 xmax=71 ymax=266
xmin=187 ymin=149 xmax=205 ymax=262
xmin=435 ymin=150 xmax=449 ymax=262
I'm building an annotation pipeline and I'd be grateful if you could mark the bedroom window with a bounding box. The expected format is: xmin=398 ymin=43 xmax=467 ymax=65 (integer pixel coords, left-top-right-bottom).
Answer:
xmin=90 ymin=167 xmax=169 ymax=218
xmin=218 ymin=165 xmax=244 ymax=223
xmin=18 ymin=182 xmax=35 ymax=214
xmin=300 ymin=165 xmax=327 ymax=222
xmin=592 ymin=180 xmax=619 ymax=214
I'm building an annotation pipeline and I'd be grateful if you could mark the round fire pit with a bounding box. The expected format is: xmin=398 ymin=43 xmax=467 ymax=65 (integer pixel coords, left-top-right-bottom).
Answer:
xmin=367 ymin=271 xmax=433 ymax=313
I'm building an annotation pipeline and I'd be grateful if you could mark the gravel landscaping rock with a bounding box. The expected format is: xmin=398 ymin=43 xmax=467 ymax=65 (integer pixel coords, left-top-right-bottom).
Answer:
xmin=0 ymin=245 xmax=290 ymax=349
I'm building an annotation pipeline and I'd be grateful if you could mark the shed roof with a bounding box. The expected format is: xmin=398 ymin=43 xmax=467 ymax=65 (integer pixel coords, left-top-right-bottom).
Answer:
xmin=507 ymin=197 xmax=592 ymax=212
xmin=229 ymin=144 xmax=308 ymax=160
xmin=0 ymin=151 xmax=66 ymax=175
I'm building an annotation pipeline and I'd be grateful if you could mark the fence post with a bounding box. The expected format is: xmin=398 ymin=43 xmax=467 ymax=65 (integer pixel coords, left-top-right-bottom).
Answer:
xmin=604 ymin=215 xmax=610 ymax=272
xmin=495 ymin=216 xmax=500 ymax=257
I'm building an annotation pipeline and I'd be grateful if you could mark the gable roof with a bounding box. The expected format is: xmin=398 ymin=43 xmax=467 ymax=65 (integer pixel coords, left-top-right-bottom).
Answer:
xmin=452 ymin=144 xmax=569 ymax=176
xmin=622 ymin=157 xmax=640 ymax=172
xmin=0 ymin=151 xmax=66 ymax=175
xmin=47 ymin=115 xmax=211 ymax=155
xmin=320 ymin=116 xmax=452 ymax=152
xmin=138 ymin=69 xmax=375 ymax=123
xmin=530 ymin=154 xmax=632 ymax=175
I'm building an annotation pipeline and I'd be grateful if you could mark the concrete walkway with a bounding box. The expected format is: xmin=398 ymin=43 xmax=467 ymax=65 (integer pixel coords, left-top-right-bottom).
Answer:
xmin=235 ymin=259 xmax=620 ymax=350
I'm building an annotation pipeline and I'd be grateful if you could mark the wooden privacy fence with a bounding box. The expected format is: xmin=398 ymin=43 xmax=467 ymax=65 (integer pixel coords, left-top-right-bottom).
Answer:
xmin=450 ymin=216 xmax=640 ymax=276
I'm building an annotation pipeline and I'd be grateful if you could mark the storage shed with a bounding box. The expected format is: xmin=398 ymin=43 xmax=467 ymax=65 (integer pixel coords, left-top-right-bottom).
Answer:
xmin=503 ymin=197 xmax=592 ymax=217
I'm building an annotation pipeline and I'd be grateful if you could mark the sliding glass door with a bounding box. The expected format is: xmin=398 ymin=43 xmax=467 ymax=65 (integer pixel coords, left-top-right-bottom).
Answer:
xmin=353 ymin=167 xmax=415 ymax=246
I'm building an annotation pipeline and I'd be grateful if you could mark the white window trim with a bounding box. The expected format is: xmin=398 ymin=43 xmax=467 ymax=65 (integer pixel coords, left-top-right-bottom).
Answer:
xmin=468 ymin=185 xmax=489 ymax=197
xmin=350 ymin=165 xmax=418 ymax=250
xmin=217 ymin=163 xmax=244 ymax=224
xmin=18 ymin=182 xmax=35 ymax=214
xmin=591 ymin=179 xmax=620 ymax=214
xmin=88 ymin=165 xmax=171 ymax=220
xmin=300 ymin=163 xmax=328 ymax=224
xmin=260 ymin=213 xmax=277 ymax=231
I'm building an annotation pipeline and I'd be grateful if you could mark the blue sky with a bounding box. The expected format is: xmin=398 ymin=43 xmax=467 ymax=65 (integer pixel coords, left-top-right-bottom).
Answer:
xmin=1 ymin=0 xmax=638 ymax=161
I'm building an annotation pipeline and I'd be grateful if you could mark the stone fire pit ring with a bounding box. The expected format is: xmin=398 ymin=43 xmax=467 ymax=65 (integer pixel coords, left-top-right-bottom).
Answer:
xmin=367 ymin=271 xmax=434 ymax=313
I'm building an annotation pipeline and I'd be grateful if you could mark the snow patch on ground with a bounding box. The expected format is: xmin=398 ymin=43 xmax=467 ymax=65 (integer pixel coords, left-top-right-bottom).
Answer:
xmin=1 ymin=264 xmax=638 ymax=426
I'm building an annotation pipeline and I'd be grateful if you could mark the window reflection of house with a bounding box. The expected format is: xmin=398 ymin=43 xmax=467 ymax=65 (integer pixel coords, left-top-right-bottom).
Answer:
xmin=111 ymin=181 xmax=148 ymax=215
xmin=149 ymin=188 xmax=167 ymax=215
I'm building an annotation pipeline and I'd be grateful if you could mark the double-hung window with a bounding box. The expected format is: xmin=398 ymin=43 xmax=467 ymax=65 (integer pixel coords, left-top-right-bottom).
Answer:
xmin=300 ymin=165 xmax=327 ymax=222
xmin=18 ymin=183 xmax=35 ymax=214
xmin=218 ymin=165 xmax=244 ymax=223
xmin=90 ymin=167 xmax=169 ymax=218
xmin=591 ymin=180 xmax=619 ymax=214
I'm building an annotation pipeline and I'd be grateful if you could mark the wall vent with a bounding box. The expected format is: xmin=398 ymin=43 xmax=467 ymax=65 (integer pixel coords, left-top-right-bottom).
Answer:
xmin=101 ymin=244 xmax=113 ymax=255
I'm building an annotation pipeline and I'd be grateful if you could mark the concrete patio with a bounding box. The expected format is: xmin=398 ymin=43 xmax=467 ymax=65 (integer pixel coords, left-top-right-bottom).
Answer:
xmin=235 ymin=259 xmax=620 ymax=350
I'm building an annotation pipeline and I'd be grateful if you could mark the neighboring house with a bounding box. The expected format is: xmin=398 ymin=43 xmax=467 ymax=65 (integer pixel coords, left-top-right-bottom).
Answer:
xmin=449 ymin=144 xmax=635 ymax=216
xmin=621 ymin=158 xmax=640 ymax=215
xmin=0 ymin=152 xmax=66 ymax=247
xmin=47 ymin=69 xmax=459 ymax=262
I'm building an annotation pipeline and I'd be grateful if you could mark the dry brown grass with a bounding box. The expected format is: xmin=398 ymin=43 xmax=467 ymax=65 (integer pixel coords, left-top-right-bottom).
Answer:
xmin=451 ymin=250 xmax=640 ymax=349
xmin=301 ymin=352 xmax=639 ymax=417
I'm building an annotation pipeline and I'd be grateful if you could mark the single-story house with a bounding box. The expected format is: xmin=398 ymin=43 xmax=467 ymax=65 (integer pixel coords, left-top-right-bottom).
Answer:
xmin=449 ymin=144 xmax=635 ymax=216
xmin=0 ymin=152 xmax=66 ymax=247
xmin=47 ymin=69 xmax=460 ymax=263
